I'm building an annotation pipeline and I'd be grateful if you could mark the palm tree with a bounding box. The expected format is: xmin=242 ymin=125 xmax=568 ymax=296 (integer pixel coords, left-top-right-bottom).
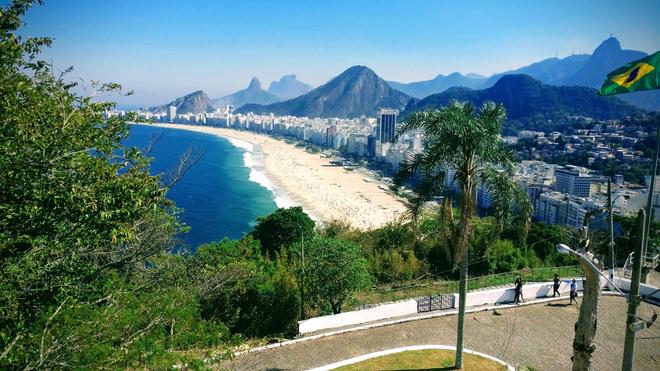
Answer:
xmin=395 ymin=101 xmax=532 ymax=369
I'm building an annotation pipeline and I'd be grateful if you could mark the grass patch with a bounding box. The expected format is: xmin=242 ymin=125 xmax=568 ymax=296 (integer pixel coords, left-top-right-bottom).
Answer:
xmin=335 ymin=349 xmax=507 ymax=371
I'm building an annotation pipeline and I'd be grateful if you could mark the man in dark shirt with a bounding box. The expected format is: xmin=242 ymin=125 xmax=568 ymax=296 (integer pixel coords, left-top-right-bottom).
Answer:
xmin=552 ymin=274 xmax=561 ymax=297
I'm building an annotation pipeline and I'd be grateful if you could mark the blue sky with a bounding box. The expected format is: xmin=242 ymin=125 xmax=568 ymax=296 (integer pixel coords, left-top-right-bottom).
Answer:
xmin=14 ymin=0 xmax=660 ymax=107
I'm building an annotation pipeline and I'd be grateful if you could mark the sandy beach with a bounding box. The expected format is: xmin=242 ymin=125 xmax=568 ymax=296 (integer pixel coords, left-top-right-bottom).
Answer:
xmin=146 ymin=123 xmax=408 ymax=230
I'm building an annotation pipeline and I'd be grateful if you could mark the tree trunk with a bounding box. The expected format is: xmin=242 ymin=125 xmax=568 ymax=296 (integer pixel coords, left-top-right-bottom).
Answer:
xmin=572 ymin=253 xmax=602 ymax=371
xmin=441 ymin=195 xmax=454 ymax=263
xmin=455 ymin=171 xmax=475 ymax=370
xmin=455 ymin=250 xmax=469 ymax=369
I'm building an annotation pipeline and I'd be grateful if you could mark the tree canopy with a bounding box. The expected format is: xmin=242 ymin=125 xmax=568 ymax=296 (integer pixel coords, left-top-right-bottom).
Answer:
xmin=250 ymin=206 xmax=315 ymax=256
xmin=0 ymin=2 xmax=228 ymax=367
xmin=292 ymin=236 xmax=372 ymax=314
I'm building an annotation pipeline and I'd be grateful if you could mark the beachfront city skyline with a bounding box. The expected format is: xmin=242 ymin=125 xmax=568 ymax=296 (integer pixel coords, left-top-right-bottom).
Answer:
xmin=17 ymin=0 xmax=660 ymax=106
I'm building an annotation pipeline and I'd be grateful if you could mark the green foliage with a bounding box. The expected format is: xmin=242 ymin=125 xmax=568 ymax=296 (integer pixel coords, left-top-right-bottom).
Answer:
xmin=0 ymin=2 xmax=234 ymax=367
xmin=14 ymin=273 xmax=233 ymax=369
xmin=250 ymin=207 xmax=315 ymax=256
xmin=292 ymin=237 xmax=372 ymax=314
xmin=319 ymin=221 xmax=429 ymax=284
xmin=525 ymin=223 xmax=574 ymax=266
xmin=395 ymin=101 xmax=532 ymax=266
xmin=187 ymin=238 xmax=300 ymax=337
xmin=485 ymin=240 xmax=526 ymax=273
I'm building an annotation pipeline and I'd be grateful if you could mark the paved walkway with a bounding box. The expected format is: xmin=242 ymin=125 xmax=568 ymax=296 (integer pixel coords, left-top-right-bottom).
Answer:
xmin=647 ymin=270 xmax=660 ymax=288
xmin=227 ymin=296 xmax=660 ymax=370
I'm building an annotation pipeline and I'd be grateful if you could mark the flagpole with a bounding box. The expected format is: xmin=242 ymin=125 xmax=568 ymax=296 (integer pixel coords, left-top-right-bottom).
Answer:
xmin=642 ymin=119 xmax=659 ymax=271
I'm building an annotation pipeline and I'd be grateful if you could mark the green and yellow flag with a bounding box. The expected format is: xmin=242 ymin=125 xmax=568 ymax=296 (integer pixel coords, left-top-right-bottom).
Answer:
xmin=599 ymin=50 xmax=660 ymax=96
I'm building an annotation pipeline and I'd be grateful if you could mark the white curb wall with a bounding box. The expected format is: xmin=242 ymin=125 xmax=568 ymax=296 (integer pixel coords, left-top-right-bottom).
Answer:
xmin=456 ymin=278 xmax=584 ymax=307
xmin=612 ymin=277 xmax=660 ymax=301
xmin=298 ymin=299 xmax=417 ymax=334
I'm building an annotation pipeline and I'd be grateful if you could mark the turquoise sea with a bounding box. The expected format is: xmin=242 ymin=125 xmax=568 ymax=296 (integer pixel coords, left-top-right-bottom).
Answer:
xmin=123 ymin=124 xmax=278 ymax=249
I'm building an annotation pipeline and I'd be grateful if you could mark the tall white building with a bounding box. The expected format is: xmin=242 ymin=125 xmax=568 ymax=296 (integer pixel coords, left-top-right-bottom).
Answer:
xmin=168 ymin=105 xmax=177 ymax=122
xmin=554 ymin=165 xmax=605 ymax=197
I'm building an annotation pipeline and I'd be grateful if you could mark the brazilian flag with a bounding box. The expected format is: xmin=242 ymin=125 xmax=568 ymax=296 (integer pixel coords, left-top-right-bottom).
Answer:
xmin=599 ymin=50 xmax=660 ymax=96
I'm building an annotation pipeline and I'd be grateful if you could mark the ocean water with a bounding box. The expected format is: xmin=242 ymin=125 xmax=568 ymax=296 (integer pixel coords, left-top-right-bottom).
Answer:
xmin=123 ymin=124 xmax=278 ymax=249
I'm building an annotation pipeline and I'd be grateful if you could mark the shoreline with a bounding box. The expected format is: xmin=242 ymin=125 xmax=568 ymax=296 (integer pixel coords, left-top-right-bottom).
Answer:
xmin=218 ymin=134 xmax=299 ymax=211
xmin=138 ymin=122 xmax=408 ymax=230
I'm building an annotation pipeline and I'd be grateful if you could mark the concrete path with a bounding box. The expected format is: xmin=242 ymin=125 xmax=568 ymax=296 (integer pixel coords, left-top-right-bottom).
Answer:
xmin=227 ymin=296 xmax=660 ymax=370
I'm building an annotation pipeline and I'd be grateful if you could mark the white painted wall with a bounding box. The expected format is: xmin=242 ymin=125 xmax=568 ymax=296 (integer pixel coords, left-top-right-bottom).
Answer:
xmin=297 ymin=276 xmax=659 ymax=335
xmin=612 ymin=277 xmax=660 ymax=301
xmin=298 ymin=299 xmax=418 ymax=334
xmin=456 ymin=278 xmax=585 ymax=307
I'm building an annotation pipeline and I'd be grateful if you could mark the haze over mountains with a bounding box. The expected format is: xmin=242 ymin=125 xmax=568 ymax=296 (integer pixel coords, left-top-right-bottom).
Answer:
xmin=210 ymin=78 xmax=280 ymax=109
xmin=149 ymin=90 xmax=214 ymax=114
xmin=237 ymin=66 xmax=411 ymax=118
xmin=267 ymin=75 xmax=314 ymax=100
xmin=155 ymin=36 xmax=657 ymax=118
xmin=389 ymin=37 xmax=659 ymax=111
xmin=155 ymin=75 xmax=315 ymax=114
xmin=388 ymin=72 xmax=486 ymax=100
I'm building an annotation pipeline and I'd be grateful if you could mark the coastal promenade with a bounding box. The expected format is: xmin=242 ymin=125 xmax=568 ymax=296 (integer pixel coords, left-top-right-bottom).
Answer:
xmin=227 ymin=296 xmax=659 ymax=370
xmin=148 ymin=123 xmax=408 ymax=230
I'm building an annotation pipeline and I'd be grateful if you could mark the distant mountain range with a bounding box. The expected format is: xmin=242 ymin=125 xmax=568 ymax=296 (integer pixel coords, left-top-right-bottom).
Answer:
xmin=268 ymin=74 xmax=314 ymax=100
xmin=149 ymin=90 xmax=214 ymax=114
xmin=404 ymin=74 xmax=643 ymax=133
xmin=555 ymin=37 xmax=646 ymax=87
xmin=154 ymin=36 xmax=658 ymax=119
xmin=388 ymin=72 xmax=485 ymax=99
xmin=555 ymin=37 xmax=659 ymax=111
xmin=483 ymin=54 xmax=590 ymax=88
xmin=389 ymin=37 xmax=659 ymax=111
xmin=210 ymin=78 xmax=280 ymax=109
xmin=237 ymin=66 xmax=411 ymax=118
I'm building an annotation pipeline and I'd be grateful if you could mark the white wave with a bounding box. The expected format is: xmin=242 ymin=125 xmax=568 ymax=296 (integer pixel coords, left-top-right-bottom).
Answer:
xmin=223 ymin=136 xmax=254 ymax=153
xmin=225 ymin=138 xmax=299 ymax=211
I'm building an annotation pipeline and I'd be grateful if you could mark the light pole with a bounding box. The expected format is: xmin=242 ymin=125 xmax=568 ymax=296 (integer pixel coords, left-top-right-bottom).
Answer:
xmin=606 ymin=178 xmax=630 ymax=281
xmin=556 ymin=244 xmax=625 ymax=295
xmin=622 ymin=209 xmax=646 ymax=371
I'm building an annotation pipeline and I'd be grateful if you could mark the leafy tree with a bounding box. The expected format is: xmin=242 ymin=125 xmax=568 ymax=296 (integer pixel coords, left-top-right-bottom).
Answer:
xmin=395 ymin=101 xmax=532 ymax=368
xmin=319 ymin=220 xmax=429 ymax=283
xmin=250 ymin=207 xmax=315 ymax=256
xmin=525 ymin=222 xmax=572 ymax=266
xmin=485 ymin=239 xmax=526 ymax=273
xmin=292 ymin=237 xmax=372 ymax=314
xmin=187 ymin=237 xmax=300 ymax=337
xmin=0 ymin=2 xmax=226 ymax=367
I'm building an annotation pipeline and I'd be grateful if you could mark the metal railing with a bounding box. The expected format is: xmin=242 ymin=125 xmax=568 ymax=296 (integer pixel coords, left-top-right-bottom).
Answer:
xmin=351 ymin=265 xmax=582 ymax=309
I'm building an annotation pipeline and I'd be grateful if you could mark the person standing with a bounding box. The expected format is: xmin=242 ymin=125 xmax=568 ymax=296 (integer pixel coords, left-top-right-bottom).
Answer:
xmin=569 ymin=278 xmax=578 ymax=304
xmin=552 ymin=274 xmax=561 ymax=297
xmin=517 ymin=277 xmax=526 ymax=303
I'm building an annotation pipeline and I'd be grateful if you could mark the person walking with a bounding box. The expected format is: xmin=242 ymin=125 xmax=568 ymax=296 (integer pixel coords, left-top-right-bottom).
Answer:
xmin=513 ymin=278 xmax=521 ymax=303
xmin=517 ymin=277 xmax=526 ymax=303
xmin=513 ymin=277 xmax=525 ymax=304
xmin=552 ymin=273 xmax=561 ymax=297
xmin=569 ymin=278 xmax=578 ymax=305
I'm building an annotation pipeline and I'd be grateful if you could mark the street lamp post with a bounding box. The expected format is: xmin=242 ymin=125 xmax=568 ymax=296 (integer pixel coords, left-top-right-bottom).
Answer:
xmin=622 ymin=209 xmax=647 ymax=371
xmin=608 ymin=179 xmax=615 ymax=281
xmin=606 ymin=178 xmax=630 ymax=281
